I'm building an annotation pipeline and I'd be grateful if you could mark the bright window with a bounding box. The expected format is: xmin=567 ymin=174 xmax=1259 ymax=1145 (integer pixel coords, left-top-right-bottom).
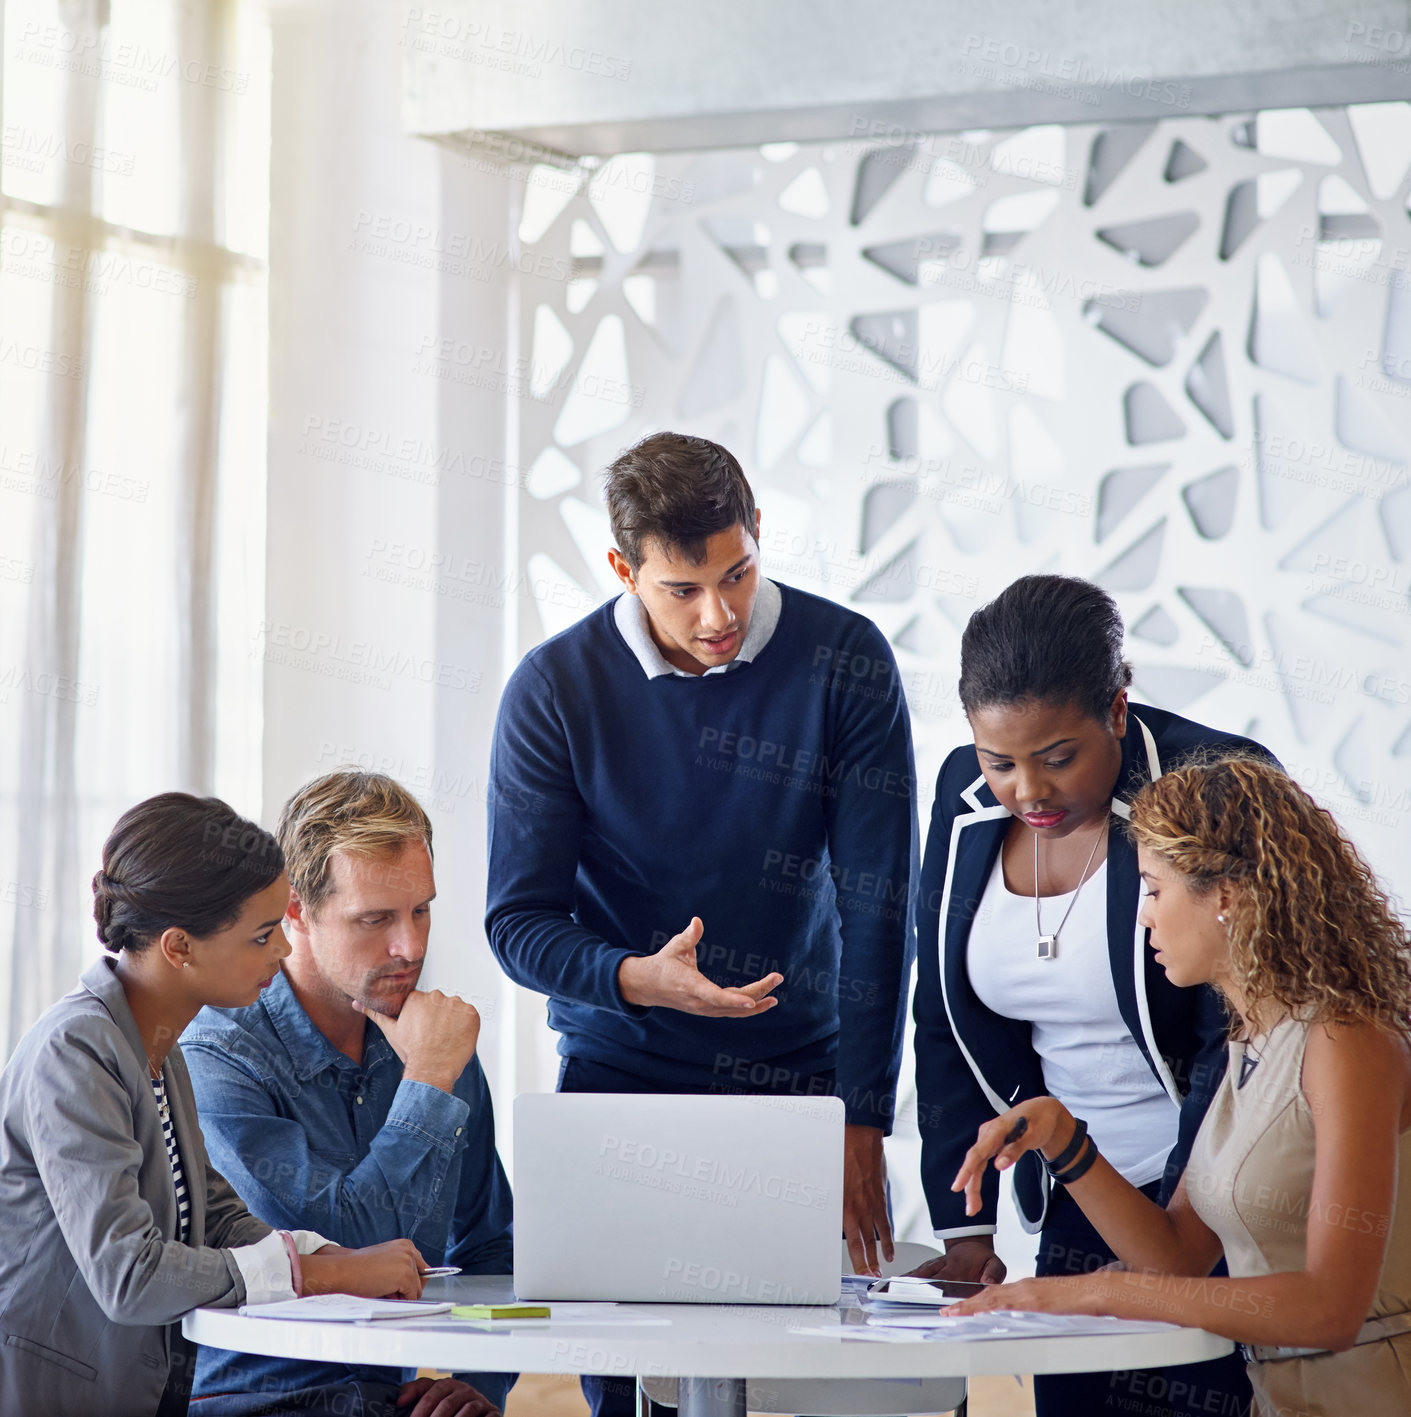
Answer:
xmin=0 ymin=0 xmax=270 ymax=1052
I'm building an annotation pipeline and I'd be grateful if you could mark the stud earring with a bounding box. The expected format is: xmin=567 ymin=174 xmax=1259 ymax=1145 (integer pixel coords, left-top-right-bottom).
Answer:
xmin=1216 ymin=913 xmax=1227 ymax=924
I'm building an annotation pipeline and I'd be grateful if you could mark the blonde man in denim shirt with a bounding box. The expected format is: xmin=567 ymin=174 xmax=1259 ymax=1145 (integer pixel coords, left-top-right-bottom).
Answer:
xmin=184 ymin=772 xmax=513 ymax=1417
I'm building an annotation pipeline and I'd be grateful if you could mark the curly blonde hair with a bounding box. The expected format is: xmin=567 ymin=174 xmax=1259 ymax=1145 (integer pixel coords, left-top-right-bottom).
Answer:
xmin=1129 ymin=756 xmax=1411 ymax=1038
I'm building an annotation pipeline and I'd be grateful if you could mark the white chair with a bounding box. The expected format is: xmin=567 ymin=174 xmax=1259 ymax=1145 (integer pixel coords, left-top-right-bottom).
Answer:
xmin=638 ymin=1241 xmax=967 ymax=1416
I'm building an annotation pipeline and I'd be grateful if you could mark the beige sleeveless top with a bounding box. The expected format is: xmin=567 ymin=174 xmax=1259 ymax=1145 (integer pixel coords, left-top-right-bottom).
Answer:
xmin=1184 ymin=1017 xmax=1411 ymax=1416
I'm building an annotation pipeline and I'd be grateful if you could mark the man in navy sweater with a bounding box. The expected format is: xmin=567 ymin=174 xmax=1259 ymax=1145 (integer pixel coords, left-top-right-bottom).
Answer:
xmin=485 ymin=432 xmax=916 ymax=1412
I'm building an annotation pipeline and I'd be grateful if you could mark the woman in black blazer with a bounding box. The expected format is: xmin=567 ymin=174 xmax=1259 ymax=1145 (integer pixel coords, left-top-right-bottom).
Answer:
xmin=912 ymin=575 xmax=1267 ymax=1417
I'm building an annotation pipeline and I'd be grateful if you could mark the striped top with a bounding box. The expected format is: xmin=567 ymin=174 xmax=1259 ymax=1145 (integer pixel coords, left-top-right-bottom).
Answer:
xmin=150 ymin=1072 xmax=191 ymax=1243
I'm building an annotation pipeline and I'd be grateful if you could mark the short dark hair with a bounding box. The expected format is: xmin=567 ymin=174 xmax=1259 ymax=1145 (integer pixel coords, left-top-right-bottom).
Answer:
xmin=958 ymin=574 xmax=1133 ymax=721
xmin=92 ymin=793 xmax=284 ymax=953
xmin=603 ymin=432 xmax=757 ymax=572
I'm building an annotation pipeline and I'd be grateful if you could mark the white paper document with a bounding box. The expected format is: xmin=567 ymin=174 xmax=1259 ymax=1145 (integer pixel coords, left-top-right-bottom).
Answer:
xmin=789 ymin=1324 xmax=930 ymax=1343
xmin=240 ymin=1295 xmax=454 ymax=1321
xmin=866 ymin=1311 xmax=1183 ymax=1340
xmin=865 ymin=1275 xmax=989 ymax=1306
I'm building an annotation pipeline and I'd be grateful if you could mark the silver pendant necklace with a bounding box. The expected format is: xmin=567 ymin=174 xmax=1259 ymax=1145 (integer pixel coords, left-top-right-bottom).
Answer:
xmin=1034 ymin=821 xmax=1105 ymax=960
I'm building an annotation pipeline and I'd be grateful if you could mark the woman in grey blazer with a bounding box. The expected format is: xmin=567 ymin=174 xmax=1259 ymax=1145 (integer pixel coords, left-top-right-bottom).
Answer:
xmin=0 ymin=794 xmax=429 ymax=1417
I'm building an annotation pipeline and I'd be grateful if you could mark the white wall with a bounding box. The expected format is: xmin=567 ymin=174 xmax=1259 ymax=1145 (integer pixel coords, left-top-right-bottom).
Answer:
xmin=264 ymin=0 xmax=525 ymax=1109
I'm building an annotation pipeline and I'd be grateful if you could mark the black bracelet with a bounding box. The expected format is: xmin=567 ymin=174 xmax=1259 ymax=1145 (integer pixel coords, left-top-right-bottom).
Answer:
xmin=1042 ymin=1117 xmax=1088 ymax=1177
xmin=1053 ymin=1135 xmax=1100 ymax=1185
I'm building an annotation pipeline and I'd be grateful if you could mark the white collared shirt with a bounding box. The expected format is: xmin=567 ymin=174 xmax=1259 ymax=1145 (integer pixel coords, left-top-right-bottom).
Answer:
xmin=613 ymin=577 xmax=782 ymax=679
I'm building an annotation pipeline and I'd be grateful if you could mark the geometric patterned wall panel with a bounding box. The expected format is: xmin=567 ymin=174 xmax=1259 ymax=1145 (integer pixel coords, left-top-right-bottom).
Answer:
xmin=507 ymin=105 xmax=1411 ymax=1244
xmin=512 ymin=107 xmax=1411 ymax=903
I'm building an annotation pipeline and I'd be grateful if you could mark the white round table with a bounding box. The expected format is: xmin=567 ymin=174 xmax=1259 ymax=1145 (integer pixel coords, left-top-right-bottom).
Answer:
xmin=184 ymin=1275 xmax=1233 ymax=1417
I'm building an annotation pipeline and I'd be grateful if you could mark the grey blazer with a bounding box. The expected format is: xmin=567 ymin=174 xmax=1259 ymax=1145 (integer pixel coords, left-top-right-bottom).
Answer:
xmin=0 ymin=956 xmax=271 ymax=1417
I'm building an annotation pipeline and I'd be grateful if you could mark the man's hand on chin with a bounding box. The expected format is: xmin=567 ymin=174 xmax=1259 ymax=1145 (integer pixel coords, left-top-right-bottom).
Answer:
xmin=355 ymin=988 xmax=483 ymax=1094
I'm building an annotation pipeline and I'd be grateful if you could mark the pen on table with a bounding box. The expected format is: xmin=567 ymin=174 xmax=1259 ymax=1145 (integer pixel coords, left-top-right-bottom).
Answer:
xmin=1002 ymin=1116 xmax=1028 ymax=1146
xmin=418 ymin=1266 xmax=460 ymax=1278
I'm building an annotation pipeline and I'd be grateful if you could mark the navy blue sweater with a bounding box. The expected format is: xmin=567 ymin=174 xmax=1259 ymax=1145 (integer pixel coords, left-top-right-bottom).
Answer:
xmin=485 ymin=584 xmax=917 ymax=1130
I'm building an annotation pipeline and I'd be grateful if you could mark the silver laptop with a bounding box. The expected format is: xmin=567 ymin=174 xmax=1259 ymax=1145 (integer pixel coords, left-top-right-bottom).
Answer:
xmin=513 ymin=1092 xmax=844 ymax=1304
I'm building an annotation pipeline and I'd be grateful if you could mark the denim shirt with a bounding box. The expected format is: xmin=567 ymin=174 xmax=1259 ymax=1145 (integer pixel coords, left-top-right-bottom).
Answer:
xmin=182 ymin=971 xmax=513 ymax=1404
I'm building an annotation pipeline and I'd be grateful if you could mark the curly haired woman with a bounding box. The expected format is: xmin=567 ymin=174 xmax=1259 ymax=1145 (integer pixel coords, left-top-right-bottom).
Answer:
xmin=947 ymin=756 xmax=1411 ymax=1417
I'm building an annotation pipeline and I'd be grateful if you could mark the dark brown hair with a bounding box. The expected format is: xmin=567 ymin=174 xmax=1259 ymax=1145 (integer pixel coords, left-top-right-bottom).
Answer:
xmin=603 ymin=432 xmax=757 ymax=572
xmin=1130 ymin=757 xmax=1411 ymax=1038
xmin=93 ymin=793 xmax=284 ymax=953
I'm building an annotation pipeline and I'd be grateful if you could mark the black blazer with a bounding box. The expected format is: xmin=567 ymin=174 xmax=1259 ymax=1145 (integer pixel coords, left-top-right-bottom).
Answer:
xmin=913 ymin=704 xmax=1270 ymax=1236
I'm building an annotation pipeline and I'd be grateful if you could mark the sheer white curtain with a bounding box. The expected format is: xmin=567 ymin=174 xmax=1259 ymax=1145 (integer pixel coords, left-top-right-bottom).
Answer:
xmin=0 ymin=0 xmax=270 ymax=1056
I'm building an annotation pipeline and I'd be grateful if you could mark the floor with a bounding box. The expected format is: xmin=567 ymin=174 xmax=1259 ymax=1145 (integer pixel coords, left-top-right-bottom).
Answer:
xmin=503 ymin=1372 xmax=1038 ymax=1415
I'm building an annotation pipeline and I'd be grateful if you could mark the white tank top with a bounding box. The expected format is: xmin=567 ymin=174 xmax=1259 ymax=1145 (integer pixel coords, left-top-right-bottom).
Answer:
xmin=967 ymin=851 xmax=1178 ymax=1186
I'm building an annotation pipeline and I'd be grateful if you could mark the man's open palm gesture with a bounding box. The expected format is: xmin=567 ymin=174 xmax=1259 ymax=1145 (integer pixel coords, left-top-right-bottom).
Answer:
xmin=618 ymin=917 xmax=783 ymax=1016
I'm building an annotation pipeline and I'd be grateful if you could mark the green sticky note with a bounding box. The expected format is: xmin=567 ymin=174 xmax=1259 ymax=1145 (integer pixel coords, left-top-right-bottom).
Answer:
xmin=451 ymin=1303 xmax=551 ymax=1320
